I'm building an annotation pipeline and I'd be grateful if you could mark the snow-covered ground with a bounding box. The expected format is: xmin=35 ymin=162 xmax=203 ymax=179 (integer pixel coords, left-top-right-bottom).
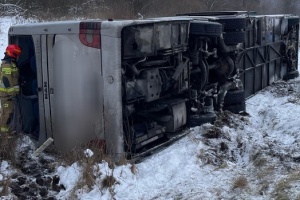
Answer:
xmin=1 ymin=17 xmax=300 ymax=200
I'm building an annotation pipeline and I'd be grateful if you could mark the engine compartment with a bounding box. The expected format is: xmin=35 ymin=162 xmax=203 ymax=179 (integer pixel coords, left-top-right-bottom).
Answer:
xmin=120 ymin=20 xmax=239 ymax=154
xmin=120 ymin=15 xmax=299 ymax=156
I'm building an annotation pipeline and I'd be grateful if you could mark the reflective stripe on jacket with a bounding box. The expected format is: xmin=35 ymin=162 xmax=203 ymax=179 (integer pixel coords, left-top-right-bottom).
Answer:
xmin=0 ymin=59 xmax=19 ymax=93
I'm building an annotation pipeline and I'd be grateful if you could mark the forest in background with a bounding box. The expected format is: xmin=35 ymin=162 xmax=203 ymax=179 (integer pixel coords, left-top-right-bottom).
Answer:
xmin=0 ymin=0 xmax=300 ymax=20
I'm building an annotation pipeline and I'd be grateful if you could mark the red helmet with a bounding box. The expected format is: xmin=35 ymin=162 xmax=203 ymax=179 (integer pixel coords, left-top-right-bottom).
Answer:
xmin=5 ymin=44 xmax=22 ymax=59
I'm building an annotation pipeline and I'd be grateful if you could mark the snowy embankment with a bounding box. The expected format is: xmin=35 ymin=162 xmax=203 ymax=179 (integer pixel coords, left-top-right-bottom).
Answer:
xmin=58 ymin=79 xmax=300 ymax=200
xmin=1 ymin=16 xmax=300 ymax=200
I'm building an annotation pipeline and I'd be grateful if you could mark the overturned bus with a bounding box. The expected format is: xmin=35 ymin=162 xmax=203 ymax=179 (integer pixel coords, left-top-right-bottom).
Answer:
xmin=7 ymin=11 xmax=299 ymax=160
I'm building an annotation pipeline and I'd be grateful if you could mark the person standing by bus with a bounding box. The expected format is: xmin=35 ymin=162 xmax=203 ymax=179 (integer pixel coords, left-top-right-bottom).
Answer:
xmin=0 ymin=44 xmax=22 ymax=134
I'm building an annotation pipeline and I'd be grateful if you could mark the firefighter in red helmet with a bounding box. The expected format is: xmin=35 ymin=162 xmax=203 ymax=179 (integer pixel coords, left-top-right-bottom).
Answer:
xmin=0 ymin=44 xmax=22 ymax=133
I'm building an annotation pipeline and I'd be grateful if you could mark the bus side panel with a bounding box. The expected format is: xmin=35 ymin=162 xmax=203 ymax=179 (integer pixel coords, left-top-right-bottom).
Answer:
xmin=101 ymin=34 xmax=124 ymax=159
xmin=51 ymin=34 xmax=104 ymax=150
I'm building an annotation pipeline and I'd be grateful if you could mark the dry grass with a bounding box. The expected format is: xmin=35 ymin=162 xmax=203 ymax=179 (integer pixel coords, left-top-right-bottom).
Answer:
xmin=258 ymin=181 xmax=270 ymax=196
xmin=57 ymin=140 xmax=107 ymax=166
xmin=197 ymin=149 xmax=207 ymax=164
xmin=296 ymin=194 xmax=300 ymax=200
xmin=287 ymin=96 xmax=300 ymax=104
xmin=57 ymin=141 xmax=108 ymax=196
xmin=0 ymin=176 xmax=10 ymax=196
xmin=232 ymin=176 xmax=248 ymax=190
xmin=187 ymin=130 xmax=202 ymax=144
xmin=253 ymin=156 xmax=268 ymax=168
xmin=70 ymin=163 xmax=99 ymax=199
xmin=197 ymin=148 xmax=226 ymax=167
xmin=130 ymin=164 xmax=137 ymax=175
xmin=202 ymin=127 xmax=222 ymax=139
xmin=81 ymin=163 xmax=97 ymax=190
xmin=273 ymin=172 xmax=300 ymax=199
xmin=0 ymin=133 xmax=20 ymax=166
xmin=256 ymin=166 xmax=275 ymax=180
xmin=57 ymin=141 xmax=128 ymax=198
xmin=102 ymin=175 xmax=117 ymax=188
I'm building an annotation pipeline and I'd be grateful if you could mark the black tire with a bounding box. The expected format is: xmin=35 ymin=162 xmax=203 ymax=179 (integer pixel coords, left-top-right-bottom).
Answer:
xmin=223 ymin=31 xmax=245 ymax=45
xmin=283 ymin=70 xmax=299 ymax=80
xmin=190 ymin=21 xmax=222 ymax=37
xmin=189 ymin=112 xmax=217 ymax=127
xmin=215 ymin=17 xmax=246 ymax=31
xmin=287 ymin=17 xmax=299 ymax=28
xmin=223 ymin=102 xmax=246 ymax=114
xmin=224 ymin=89 xmax=245 ymax=105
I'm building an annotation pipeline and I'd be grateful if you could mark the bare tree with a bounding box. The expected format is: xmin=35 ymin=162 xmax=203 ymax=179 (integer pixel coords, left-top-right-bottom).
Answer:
xmin=279 ymin=0 xmax=300 ymax=14
xmin=0 ymin=0 xmax=299 ymax=20
xmin=0 ymin=2 xmax=26 ymax=16
xmin=242 ymin=0 xmax=260 ymax=11
xmin=202 ymin=0 xmax=228 ymax=11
